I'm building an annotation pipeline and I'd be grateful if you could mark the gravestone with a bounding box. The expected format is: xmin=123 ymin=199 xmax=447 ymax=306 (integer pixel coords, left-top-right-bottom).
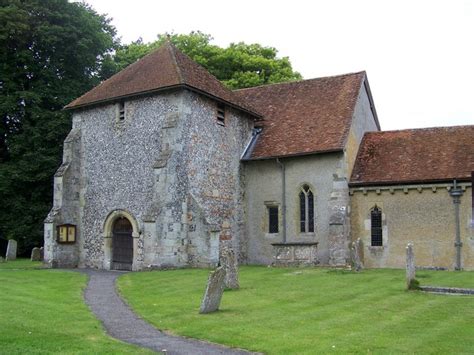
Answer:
xmin=199 ymin=266 xmax=226 ymax=314
xmin=0 ymin=256 xmax=4 ymax=263
xmin=351 ymin=238 xmax=363 ymax=272
xmin=6 ymin=239 xmax=17 ymax=261
xmin=221 ymin=247 xmax=239 ymax=289
xmin=31 ymin=247 xmax=41 ymax=261
xmin=39 ymin=247 xmax=44 ymax=260
xmin=406 ymin=243 xmax=416 ymax=289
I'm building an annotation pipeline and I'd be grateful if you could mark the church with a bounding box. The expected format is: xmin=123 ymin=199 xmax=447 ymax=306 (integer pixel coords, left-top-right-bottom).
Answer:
xmin=44 ymin=43 xmax=474 ymax=271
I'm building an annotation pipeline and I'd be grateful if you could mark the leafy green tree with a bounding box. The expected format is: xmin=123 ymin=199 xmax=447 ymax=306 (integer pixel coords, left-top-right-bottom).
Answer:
xmin=101 ymin=31 xmax=302 ymax=89
xmin=0 ymin=0 xmax=116 ymax=253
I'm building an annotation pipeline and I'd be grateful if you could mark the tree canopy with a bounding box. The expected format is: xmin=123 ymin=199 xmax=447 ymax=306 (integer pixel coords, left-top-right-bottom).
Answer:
xmin=0 ymin=0 xmax=116 ymax=253
xmin=101 ymin=32 xmax=302 ymax=89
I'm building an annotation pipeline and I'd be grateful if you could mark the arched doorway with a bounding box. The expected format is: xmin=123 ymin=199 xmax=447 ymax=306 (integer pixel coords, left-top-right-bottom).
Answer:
xmin=112 ymin=217 xmax=133 ymax=270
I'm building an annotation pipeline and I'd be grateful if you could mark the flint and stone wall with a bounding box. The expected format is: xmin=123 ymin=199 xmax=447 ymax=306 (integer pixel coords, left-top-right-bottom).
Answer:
xmin=350 ymin=183 xmax=474 ymax=270
xmin=45 ymin=89 xmax=253 ymax=270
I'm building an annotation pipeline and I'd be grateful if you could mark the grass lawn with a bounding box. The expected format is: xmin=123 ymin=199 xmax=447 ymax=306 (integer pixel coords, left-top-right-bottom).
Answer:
xmin=0 ymin=259 xmax=152 ymax=354
xmin=118 ymin=266 xmax=474 ymax=354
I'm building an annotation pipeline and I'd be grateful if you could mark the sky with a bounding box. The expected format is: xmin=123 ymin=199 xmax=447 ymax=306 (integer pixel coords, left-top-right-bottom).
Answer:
xmin=82 ymin=0 xmax=473 ymax=130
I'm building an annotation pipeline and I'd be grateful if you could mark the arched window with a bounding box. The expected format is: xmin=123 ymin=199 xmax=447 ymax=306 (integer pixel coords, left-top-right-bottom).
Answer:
xmin=371 ymin=206 xmax=383 ymax=246
xmin=299 ymin=184 xmax=314 ymax=233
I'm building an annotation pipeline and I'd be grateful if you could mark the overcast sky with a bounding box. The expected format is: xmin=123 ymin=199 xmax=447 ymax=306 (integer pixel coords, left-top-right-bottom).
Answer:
xmin=83 ymin=0 xmax=473 ymax=130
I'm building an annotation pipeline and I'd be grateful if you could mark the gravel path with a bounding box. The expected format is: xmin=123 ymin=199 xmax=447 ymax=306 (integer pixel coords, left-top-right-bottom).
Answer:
xmin=81 ymin=269 xmax=253 ymax=354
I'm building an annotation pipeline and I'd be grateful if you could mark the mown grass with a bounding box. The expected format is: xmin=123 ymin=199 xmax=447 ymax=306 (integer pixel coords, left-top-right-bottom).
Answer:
xmin=119 ymin=266 xmax=474 ymax=354
xmin=0 ymin=259 xmax=152 ymax=354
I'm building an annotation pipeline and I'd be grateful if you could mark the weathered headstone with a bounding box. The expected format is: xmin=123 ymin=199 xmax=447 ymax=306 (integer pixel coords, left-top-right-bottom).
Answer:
xmin=406 ymin=243 xmax=416 ymax=289
xmin=39 ymin=247 xmax=44 ymax=260
xmin=351 ymin=238 xmax=363 ymax=272
xmin=6 ymin=239 xmax=17 ymax=261
xmin=31 ymin=247 xmax=41 ymax=261
xmin=199 ymin=266 xmax=226 ymax=314
xmin=221 ymin=247 xmax=239 ymax=289
xmin=0 ymin=256 xmax=4 ymax=263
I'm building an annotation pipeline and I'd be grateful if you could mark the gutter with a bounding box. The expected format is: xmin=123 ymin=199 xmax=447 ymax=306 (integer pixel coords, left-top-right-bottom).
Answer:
xmin=276 ymin=158 xmax=287 ymax=243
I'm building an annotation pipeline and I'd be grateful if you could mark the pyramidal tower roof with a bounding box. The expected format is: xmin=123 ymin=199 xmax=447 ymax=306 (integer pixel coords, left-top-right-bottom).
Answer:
xmin=65 ymin=42 xmax=261 ymax=117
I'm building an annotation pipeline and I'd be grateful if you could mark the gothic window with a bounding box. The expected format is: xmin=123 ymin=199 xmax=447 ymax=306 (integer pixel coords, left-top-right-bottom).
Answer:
xmin=299 ymin=184 xmax=314 ymax=233
xmin=268 ymin=206 xmax=279 ymax=234
xmin=371 ymin=206 xmax=383 ymax=246
xmin=216 ymin=102 xmax=225 ymax=126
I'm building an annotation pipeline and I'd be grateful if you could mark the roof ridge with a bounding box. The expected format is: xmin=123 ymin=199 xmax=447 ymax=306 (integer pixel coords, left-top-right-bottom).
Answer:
xmin=167 ymin=42 xmax=184 ymax=84
xmin=233 ymin=71 xmax=366 ymax=92
xmin=365 ymin=124 xmax=474 ymax=135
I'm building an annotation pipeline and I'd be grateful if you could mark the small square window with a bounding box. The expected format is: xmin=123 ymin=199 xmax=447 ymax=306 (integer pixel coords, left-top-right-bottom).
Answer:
xmin=216 ymin=103 xmax=225 ymax=126
xmin=268 ymin=206 xmax=279 ymax=234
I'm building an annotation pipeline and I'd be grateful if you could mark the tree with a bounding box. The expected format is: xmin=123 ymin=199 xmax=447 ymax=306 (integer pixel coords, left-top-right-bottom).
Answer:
xmin=101 ymin=31 xmax=302 ymax=89
xmin=0 ymin=0 xmax=116 ymax=254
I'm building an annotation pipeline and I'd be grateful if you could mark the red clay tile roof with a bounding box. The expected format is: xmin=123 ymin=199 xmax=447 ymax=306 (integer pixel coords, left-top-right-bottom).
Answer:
xmin=65 ymin=43 xmax=261 ymax=117
xmin=235 ymin=72 xmax=367 ymax=159
xmin=350 ymin=126 xmax=474 ymax=186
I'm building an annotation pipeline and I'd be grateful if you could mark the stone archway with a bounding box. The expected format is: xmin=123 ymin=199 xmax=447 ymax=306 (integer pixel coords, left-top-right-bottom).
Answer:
xmin=103 ymin=210 xmax=140 ymax=270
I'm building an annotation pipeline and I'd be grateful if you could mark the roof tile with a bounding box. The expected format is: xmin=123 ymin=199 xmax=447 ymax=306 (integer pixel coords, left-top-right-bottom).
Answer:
xmin=234 ymin=72 xmax=365 ymax=159
xmin=65 ymin=43 xmax=260 ymax=116
xmin=350 ymin=126 xmax=474 ymax=186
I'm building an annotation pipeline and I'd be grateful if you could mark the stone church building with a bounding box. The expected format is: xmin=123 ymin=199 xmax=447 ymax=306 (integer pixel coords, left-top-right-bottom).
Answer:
xmin=44 ymin=43 xmax=474 ymax=271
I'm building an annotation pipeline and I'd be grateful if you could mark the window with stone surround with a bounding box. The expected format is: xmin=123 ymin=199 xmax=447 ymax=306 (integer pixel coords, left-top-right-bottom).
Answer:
xmin=299 ymin=184 xmax=314 ymax=233
xmin=216 ymin=102 xmax=225 ymax=126
xmin=268 ymin=206 xmax=279 ymax=234
xmin=370 ymin=206 xmax=383 ymax=246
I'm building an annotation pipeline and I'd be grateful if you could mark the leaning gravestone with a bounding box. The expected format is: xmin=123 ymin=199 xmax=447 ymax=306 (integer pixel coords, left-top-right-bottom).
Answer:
xmin=6 ymin=239 xmax=17 ymax=261
xmin=221 ymin=247 xmax=239 ymax=289
xmin=406 ymin=243 xmax=416 ymax=289
xmin=199 ymin=266 xmax=226 ymax=314
xmin=351 ymin=238 xmax=363 ymax=272
xmin=31 ymin=247 xmax=41 ymax=261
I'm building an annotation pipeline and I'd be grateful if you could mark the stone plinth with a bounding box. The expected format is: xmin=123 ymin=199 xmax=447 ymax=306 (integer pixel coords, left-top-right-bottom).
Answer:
xmin=272 ymin=243 xmax=318 ymax=266
xmin=221 ymin=247 xmax=239 ymax=289
xmin=31 ymin=247 xmax=42 ymax=261
xmin=6 ymin=240 xmax=17 ymax=261
xmin=350 ymin=238 xmax=363 ymax=271
xmin=406 ymin=243 xmax=416 ymax=289
xmin=199 ymin=266 xmax=226 ymax=314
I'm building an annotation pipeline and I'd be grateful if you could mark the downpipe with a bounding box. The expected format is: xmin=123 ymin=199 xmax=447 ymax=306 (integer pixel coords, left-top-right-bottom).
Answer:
xmin=276 ymin=158 xmax=286 ymax=243
xmin=449 ymin=179 xmax=463 ymax=270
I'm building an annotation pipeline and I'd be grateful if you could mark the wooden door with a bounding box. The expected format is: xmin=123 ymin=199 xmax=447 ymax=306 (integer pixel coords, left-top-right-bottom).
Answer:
xmin=112 ymin=217 xmax=133 ymax=270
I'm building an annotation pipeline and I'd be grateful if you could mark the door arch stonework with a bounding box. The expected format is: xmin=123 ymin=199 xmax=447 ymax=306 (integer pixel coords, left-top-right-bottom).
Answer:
xmin=102 ymin=210 xmax=140 ymax=270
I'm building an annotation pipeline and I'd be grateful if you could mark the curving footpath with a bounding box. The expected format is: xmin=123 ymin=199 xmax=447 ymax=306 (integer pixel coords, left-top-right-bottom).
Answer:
xmin=81 ymin=269 xmax=254 ymax=355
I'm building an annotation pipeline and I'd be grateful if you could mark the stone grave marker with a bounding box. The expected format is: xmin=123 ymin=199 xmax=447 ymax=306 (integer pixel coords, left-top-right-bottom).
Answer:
xmin=39 ymin=247 xmax=44 ymax=260
xmin=406 ymin=243 xmax=416 ymax=289
xmin=199 ymin=266 xmax=226 ymax=314
xmin=6 ymin=239 xmax=17 ymax=261
xmin=31 ymin=247 xmax=41 ymax=261
xmin=351 ymin=238 xmax=363 ymax=272
xmin=221 ymin=247 xmax=239 ymax=289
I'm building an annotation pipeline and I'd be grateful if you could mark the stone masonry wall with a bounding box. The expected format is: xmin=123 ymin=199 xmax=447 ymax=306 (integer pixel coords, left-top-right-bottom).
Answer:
xmin=244 ymin=153 xmax=344 ymax=265
xmin=183 ymin=91 xmax=254 ymax=264
xmin=350 ymin=183 xmax=474 ymax=270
